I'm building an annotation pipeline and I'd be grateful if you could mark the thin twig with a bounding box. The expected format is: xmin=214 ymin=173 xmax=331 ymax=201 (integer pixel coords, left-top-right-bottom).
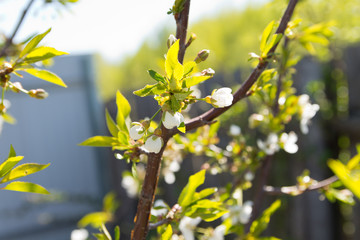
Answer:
xmin=0 ymin=0 xmax=35 ymax=58
xmin=175 ymin=0 xmax=191 ymax=64
xmin=264 ymin=175 xmax=339 ymax=196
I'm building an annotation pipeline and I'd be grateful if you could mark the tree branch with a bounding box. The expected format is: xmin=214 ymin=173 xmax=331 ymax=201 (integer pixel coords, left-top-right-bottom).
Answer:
xmin=175 ymin=0 xmax=191 ymax=64
xmin=0 ymin=0 xmax=35 ymax=58
xmin=264 ymin=175 xmax=339 ymax=196
xmin=184 ymin=0 xmax=299 ymax=133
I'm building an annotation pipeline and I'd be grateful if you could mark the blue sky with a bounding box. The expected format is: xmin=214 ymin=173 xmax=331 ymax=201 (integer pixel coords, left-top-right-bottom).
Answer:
xmin=0 ymin=0 xmax=268 ymax=62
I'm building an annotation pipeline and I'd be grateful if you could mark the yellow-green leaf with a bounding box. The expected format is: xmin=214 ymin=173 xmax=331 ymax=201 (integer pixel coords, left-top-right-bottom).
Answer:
xmin=162 ymin=225 xmax=173 ymax=240
xmin=20 ymin=28 xmax=51 ymax=58
xmin=165 ymin=40 xmax=181 ymax=79
xmin=23 ymin=46 xmax=68 ymax=63
xmin=328 ymin=159 xmax=360 ymax=199
xmin=178 ymin=170 xmax=206 ymax=208
xmin=19 ymin=68 xmax=67 ymax=88
xmin=0 ymin=156 xmax=24 ymax=178
xmin=78 ymin=212 xmax=113 ymax=228
xmin=1 ymin=163 xmax=50 ymax=184
xmin=116 ymin=91 xmax=131 ymax=119
xmin=260 ymin=21 xmax=275 ymax=53
xmin=183 ymin=61 xmax=197 ymax=76
xmin=8 ymin=144 xmax=16 ymax=158
xmin=79 ymin=136 xmax=118 ymax=147
xmin=105 ymin=109 xmax=119 ymax=137
xmin=184 ymin=75 xmax=211 ymax=88
xmin=2 ymin=181 xmax=49 ymax=194
xmin=250 ymin=200 xmax=281 ymax=237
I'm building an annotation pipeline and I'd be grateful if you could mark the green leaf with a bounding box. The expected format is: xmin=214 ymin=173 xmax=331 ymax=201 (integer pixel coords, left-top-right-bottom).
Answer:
xmin=162 ymin=225 xmax=173 ymax=240
xmin=8 ymin=144 xmax=16 ymax=158
xmin=328 ymin=159 xmax=360 ymax=199
xmin=174 ymin=91 xmax=192 ymax=101
xmin=116 ymin=91 xmax=131 ymax=119
xmin=178 ymin=121 xmax=186 ymax=133
xmin=78 ymin=212 xmax=113 ymax=228
xmin=1 ymin=163 xmax=50 ymax=183
xmin=165 ymin=40 xmax=184 ymax=90
xmin=1 ymin=112 xmax=16 ymax=124
xmin=117 ymin=131 xmax=129 ymax=146
xmin=148 ymin=69 xmax=166 ymax=84
xmin=23 ymin=46 xmax=68 ymax=63
xmin=79 ymin=136 xmax=118 ymax=147
xmin=20 ymin=28 xmax=51 ymax=58
xmin=347 ymin=146 xmax=360 ymax=170
xmin=92 ymin=233 xmax=109 ymax=240
xmin=133 ymin=84 xmax=158 ymax=97
xmin=183 ymin=61 xmax=197 ymax=76
xmin=0 ymin=156 xmax=24 ymax=178
xmin=19 ymin=68 xmax=67 ymax=88
xmin=170 ymin=95 xmax=181 ymax=112
xmin=186 ymin=199 xmax=228 ymax=222
xmin=105 ymin=109 xmax=119 ymax=137
xmin=262 ymin=34 xmax=283 ymax=58
xmin=114 ymin=226 xmax=120 ymax=240
xmin=250 ymin=200 xmax=281 ymax=237
xmin=2 ymin=181 xmax=49 ymax=194
xmin=193 ymin=187 xmax=217 ymax=201
xmin=184 ymin=75 xmax=211 ymax=88
xmin=178 ymin=170 xmax=206 ymax=208
xmin=260 ymin=21 xmax=275 ymax=53
xmin=115 ymin=91 xmax=131 ymax=133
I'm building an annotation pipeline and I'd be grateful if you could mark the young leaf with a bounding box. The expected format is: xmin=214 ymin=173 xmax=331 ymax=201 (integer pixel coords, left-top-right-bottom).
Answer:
xmin=18 ymin=68 xmax=67 ymax=88
xmin=133 ymin=84 xmax=158 ymax=97
xmin=23 ymin=46 xmax=68 ymax=63
xmin=328 ymin=159 xmax=360 ymax=199
xmin=2 ymin=181 xmax=49 ymax=194
xmin=178 ymin=170 xmax=206 ymax=208
xmin=347 ymin=145 xmax=360 ymax=170
xmin=78 ymin=212 xmax=113 ymax=228
xmin=165 ymin=39 xmax=184 ymax=90
xmin=183 ymin=61 xmax=197 ymax=76
xmin=105 ymin=109 xmax=119 ymax=137
xmin=0 ymin=156 xmax=24 ymax=178
xmin=262 ymin=33 xmax=283 ymax=58
xmin=20 ymin=28 xmax=51 ymax=58
xmin=79 ymin=136 xmax=118 ymax=147
xmin=260 ymin=21 xmax=275 ymax=53
xmin=162 ymin=225 xmax=173 ymax=240
xmin=250 ymin=200 xmax=281 ymax=237
xmin=116 ymin=91 xmax=131 ymax=119
xmin=148 ymin=69 xmax=166 ymax=84
xmin=0 ymin=163 xmax=50 ymax=183
xmin=170 ymin=95 xmax=181 ymax=112
xmin=8 ymin=144 xmax=16 ymax=158
xmin=178 ymin=122 xmax=186 ymax=133
xmin=114 ymin=226 xmax=120 ymax=240
xmin=184 ymin=75 xmax=211 ymax=88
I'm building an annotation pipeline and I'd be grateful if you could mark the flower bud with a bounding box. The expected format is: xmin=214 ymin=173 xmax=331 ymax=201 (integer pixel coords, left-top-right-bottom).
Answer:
xmin=144 ymin=135 xmax=163 ymax=154
xmin=1 ymin=62 xmax=13 ymax=75
xmin=210 ymin=87 xmax=233 ymax=108
xmin=201 ymin=68 xmax=215 ymax=76
xmin=186 ymin=33 xmax=197 ymax=46
xmin=162 ymin=111 xmax=184 ymax=129
xmin=167 ymin=34 xmax=177 ymax=49
xmin=195 ymin=49 xmax=210 ymax=63
xmin=28 ymin=89 xmax=49 ymax=99
xmin=130 ymin=123 xmax=145 ymax=140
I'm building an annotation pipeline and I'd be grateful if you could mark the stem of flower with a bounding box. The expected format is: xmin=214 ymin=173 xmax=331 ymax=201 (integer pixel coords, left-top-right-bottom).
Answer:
xmin=149 ymin=108 xmax=162 ymax=123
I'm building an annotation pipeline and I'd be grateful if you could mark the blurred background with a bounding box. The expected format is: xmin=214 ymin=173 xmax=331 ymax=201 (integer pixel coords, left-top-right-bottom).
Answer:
xmin=0 ymin=0 xmax=359 ymax=239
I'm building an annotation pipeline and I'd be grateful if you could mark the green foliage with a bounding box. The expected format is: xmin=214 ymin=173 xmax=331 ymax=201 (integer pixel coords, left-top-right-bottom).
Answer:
xmin=162 ymin=225 xmax=173 ymax=240
xmin=248 ymin=200 xmax=281 ymax=239
xmin=328 ymin=145 xmax=360 ymax=199
xmin=0 ymin=146 xmax=49 ymax=194
xmin=17 ymin=68 xmax=67 ymax=88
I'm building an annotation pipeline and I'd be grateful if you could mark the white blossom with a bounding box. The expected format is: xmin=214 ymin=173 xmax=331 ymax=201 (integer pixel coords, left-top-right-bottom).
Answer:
xmin=71 ymin=229 xmax=89 ymax=240
xmin=129 ymin=124 xmax=145 ymax=140
xmin=121 ymin=175 xmax=139 ymax=198
xmin=229 ymin=124 xmax=241 ymax=136
xmin=151 ymin=199 xmax=168 ymax=217
xmin=211 ymin=87 xmax=233 ymax=108
xmin=257 ymin=133 xmax=280 ymax=155
xmin=244 ymin=171 xmax=254 ymax=181
xmin=163 ymin=111 xmax=184 ymax=129
xmin=280 ymin=131 xmax=299 ymax=154
xmin=208 ymin=225 xmax=226 ymax=240
xmin=143 ymin=135 xmax=163 ymax=153
xmin=179 ymin=217 xmax=201 ymax=240
xmin=298 ymin=94 xmax=320 ymax=134
xmin=223 ymin=201 xmax=253 ymax=225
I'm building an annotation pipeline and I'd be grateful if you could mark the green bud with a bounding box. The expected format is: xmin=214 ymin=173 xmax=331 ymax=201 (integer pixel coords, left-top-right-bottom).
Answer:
xmin=195 ymin=49 xmax=210 ymax=63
